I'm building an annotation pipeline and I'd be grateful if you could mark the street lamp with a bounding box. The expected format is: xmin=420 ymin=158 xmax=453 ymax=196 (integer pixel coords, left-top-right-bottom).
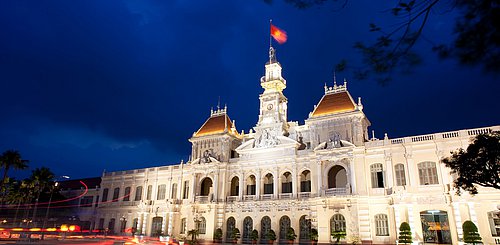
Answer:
xmin=120 ymin=216 xmax=127 ymax=234
xmin=41 ymin=176 xmax=69 ymax=240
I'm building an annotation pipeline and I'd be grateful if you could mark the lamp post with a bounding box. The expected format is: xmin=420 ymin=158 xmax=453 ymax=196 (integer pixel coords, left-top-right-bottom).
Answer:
xmin=41 ymin=175 xmax=69 ymax=240
xmin=120 ymin=216 xmax=127 ymax=234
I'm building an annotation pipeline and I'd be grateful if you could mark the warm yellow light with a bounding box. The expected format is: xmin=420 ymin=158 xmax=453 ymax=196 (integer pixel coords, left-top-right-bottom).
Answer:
xmin=46 ymin=228 xmax=57 ymax=232
xmin=0 ymin=228 xmax=4 ymax=231
xmin=11 ymin=228 xmax=24 ymax=231
xmin=60 ymin=225 xmax=68 ymax=232
xmin=69 ymin=225 xmax=76 ymax=231
xmin=29 ymin=228 xmax=41 ymax=231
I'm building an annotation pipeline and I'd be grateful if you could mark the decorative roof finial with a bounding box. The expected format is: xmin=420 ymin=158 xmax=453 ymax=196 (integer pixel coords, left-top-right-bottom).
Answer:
xmin=217 ymin=96 xmax=221 ymax=111
xmin=333 ymin=70 xmax=337 ymax=87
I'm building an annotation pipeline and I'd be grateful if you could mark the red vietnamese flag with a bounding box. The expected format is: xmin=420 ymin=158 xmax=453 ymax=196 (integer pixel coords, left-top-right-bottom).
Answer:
xmin=270 ymin=24 xmax=287 ymax=44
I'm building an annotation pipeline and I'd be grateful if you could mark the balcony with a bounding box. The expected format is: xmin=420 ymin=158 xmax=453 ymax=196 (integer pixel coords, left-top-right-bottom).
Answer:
xmin=298 ymin=192 xmax=311 ymax=199
xmin=279 ymin=193 xmax=292 ymax=199
xmin=195 ymin=196 xmax=209 ymax=203
xmin=325 ymin=188 xmax=348 ymax=196
xmin=226 ymin=196 xmax=238 ymax=202
xmin=261 ymin=194 xmax=273 ymax=200
xmin=243 ymin=195 xmax=256 ymax=201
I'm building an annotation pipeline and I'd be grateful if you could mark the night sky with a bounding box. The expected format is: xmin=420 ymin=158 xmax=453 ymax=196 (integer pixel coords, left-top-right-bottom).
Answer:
xmin=1 ymin=1 xmax=499 ymax=179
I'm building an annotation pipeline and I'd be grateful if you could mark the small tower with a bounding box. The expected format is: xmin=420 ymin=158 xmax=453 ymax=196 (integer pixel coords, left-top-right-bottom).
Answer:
xmin=253 ymin=46 xmax=289 ymax=148
xmin=189 ymin=105 xmax=241 ymax=163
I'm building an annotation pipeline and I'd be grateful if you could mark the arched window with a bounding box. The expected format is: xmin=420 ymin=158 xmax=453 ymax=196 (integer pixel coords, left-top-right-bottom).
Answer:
xmin=418 ymin=161 xmax=439 ymax=185
xmin=328 ymin=165 xmax=347 ymax=188
xmin=157 ymin=184 xmax=166 ymax=200
xmin=227 ymin=217 xmax=236 ymax=240
xmin=243 ymin=216 xmax=253 ymax=242
xmin=279 ymin=216 xmax=291 ymax=240
xmin=200 ymin=178 xmax=213 ymax=196
xmin=180 ymin=218 xmax=187 ymax=234
xmin=123 ymin=187 xmax=131 ymax=201
xmin=374 ymin=214 xmax=389 ymax=236
xmin=151 ymin=217 xmax=163 ymax=236
xmin=299 ymin=215 xmax=311 ymax=241
xmin=197 ymin=217 xmax=206 ymax=234
xmin=108 ymin=218 xmax=116 ymax=233
xmin=394 ymin=164 xmax=406 ymax=186
xmin=263 ymin=173 xmax=274 ymax=195
xmin=261 ymin=216 xmax=271 ymax=242
xmin=281 ymin=172 xmax=292 ymax=193
xmin=300 ymin=170 xmax=311 ymax=192
xmin=330 ymin=214 xmax=346 ymax=233
xmin=488 ymin=211 xmax=500 ymax=236
xmin=112 ymin=187 xmax=120 ymax=202
xmin=135 ymin=186 xmax=143 ymax=201
xmin=101 ymin=188 xmax=109 ymax=202
xmin=171 ymin=183 xmax=177 ymax=199
xmin=370 ymin=163 xmax=385 ymax=188
xmin=230 ymin=177 xmax=239 ymax=196
xmin=246 ymin=175 xmax=256 ymax=195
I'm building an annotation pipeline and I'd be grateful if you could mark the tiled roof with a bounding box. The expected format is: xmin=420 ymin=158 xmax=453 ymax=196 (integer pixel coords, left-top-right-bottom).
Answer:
xmin=194 ymin=114 xmax=234 ymax=137
xmin=311 ymin=91 xmax=356 ymax=117
xmin=59 ymin=177 xmax=101 ymax=190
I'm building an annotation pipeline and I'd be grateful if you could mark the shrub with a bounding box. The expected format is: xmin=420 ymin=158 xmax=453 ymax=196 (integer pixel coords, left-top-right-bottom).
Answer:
xmin=286 ymin=227 xmax=297 ymax=241
xmin=398 ymin=222 xmax=412 ymax=244
xmin=266 ymin=229 xmax=277 ymax=241
xmin=309 ymin=228 xmax=318 ymax=241
xmin=463 ymin=220 xmax=482 ymax=245
xmin=250 ymin=229 xmax=259 ymax=241
xmin=213 ymin=228 xmax=223 ymax=241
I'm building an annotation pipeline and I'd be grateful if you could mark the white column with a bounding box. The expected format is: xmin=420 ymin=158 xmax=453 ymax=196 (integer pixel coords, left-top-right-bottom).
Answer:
xmin=453 ymin=202 xmax=463 ymax=242
xmin=238 ymin=173 xmax=244 ymax=200
xmin=292 ymin=169 xmax=297 ymax=198
xmin=256 ymin=171 xmax=261 ymax=199
xmin=273 ymin=169 xmax=279 ymax=199
xmin=167 ymin=211 xmax=174 ymax=236
xmin=142 ymin=213 xmax=148 ymax=236
xmin=317 ymin=161 xmax=323 ymax=197
xmin=162 ymin=212 xmax=167 ymax=235
xmin=214 ymin=174 xmax=219 ymax=202
xmin=191 ymin=176 xmax=197 ymax=202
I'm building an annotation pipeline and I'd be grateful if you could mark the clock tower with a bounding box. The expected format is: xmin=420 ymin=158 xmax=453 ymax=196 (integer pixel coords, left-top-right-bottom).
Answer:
xmin=253 ymin=47 xmax=289 ymax=148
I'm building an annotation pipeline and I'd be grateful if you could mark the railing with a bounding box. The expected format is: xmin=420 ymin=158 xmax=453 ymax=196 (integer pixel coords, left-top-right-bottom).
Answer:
xmin=226 ymin=196 xmax=238 ymax=202
xmin=243 ymin=195 xmax=255 ymax=201
xmin=279 ymin=193 xmax=292 ymax=199
xmin=365 ymin=126 xmax=499 ymax=147
xmin=298 ymin=192 xmax=311 ymax=199
xmin=325 ymin=188 xmax=347 ymax=196
xmin=195 ymin=196 xmax=209 ymax=203
xmin=261 ymin=194 xmax=273 ymax=200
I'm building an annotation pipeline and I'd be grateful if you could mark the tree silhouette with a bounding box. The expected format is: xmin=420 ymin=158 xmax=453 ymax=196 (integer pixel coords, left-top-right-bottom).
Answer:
xmin=442 ymin=131 xmax=500 ymax=195
xmin=265 ymin=0 xmax=500 ymax=84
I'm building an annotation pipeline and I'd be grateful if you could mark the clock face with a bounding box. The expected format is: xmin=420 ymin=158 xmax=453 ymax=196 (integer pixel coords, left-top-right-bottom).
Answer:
xmin=267 ymin=104 xmax=273 ymax=110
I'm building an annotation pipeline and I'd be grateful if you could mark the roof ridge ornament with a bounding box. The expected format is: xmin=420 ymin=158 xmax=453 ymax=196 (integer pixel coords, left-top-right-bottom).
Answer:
xmin=325 ymin=78 xmax=348 ymax=95
xmin=210 ymin=104 xmax=227 ymax=117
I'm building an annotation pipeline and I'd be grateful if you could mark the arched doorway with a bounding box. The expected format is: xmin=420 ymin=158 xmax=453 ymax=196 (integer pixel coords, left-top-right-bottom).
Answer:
xmin=281 ymin=172 xmax=292 ymax=193
xmin=246 ymin=175 xmax=256 ymax=195
xmin=243 ymin=216 xmax=253 ymax=243
xmin=230 ymin=177 xmax=239 ymax=196
xmin=299 ymin=215 xmax=311 ymax=243
xmin=263 ymin=173 xmax=274 ymax=195
xmin=200 ymin=177 xmax=213 ymax=196
xmin=226 ymin=217 xmax=236 ymax=240
xmin=151 ymin=217 xmax=163 ymax=237
xmin=328 ymin=165 xmax=347 ymax=188
xmin=300 ymin=170 xmax=311 ymax=192
xmin=420 ymin=210 xmax=451 ymax=244
xmin=261 ymin=216 xmax=271 ymax=243
xmin=279 ymin=216 xmax=291 ymax=241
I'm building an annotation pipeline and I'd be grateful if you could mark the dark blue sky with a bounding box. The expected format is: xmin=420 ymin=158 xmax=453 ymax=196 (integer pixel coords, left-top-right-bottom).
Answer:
xmin=1 ymin=1 xmax=498 ymax=179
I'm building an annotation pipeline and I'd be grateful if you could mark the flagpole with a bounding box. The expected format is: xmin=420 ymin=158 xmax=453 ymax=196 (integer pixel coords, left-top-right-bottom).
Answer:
xmin=269 ymin=19 xmax=272 ymax=49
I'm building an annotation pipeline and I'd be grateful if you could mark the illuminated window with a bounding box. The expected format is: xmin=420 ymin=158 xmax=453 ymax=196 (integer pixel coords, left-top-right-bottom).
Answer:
xmin=123 ymin=187 xmax=131 ymax=201
xmin=375 ymin=214 xmax=389 ymax=236
xmin=418 ymin=162 xmax=439 ymax=185
xmin=394 ymin=164 xmax=406 ymax=186
xmin=197 ymin=217 xmax=207 ymax=234
xmin=171 ymin=183 xmax=177 ymax=199
xmin=180 ymin=218 xmax=186 ymax=234
xmin=112 ymin=187 xmax=120 ymax=202
xmin=183 ymin=181 xmax=189 ymax=199
xmin=370 ymin=163 xmax=384 ymax=188
xmin=146 ymin=185 xmax=152 ymax=200
xmin=101 ymin=188 xmax=109 ymax=202
xmin=135 ymin=186 xmax=142 ymax=201
xmin=157 ymin=184 xmax=166 ymax=200
xmin=330 ymin=214 xmax=346 ymax=233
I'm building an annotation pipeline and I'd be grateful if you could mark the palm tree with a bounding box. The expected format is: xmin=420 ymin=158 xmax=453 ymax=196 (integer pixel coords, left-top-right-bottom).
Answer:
xmin=29 ymin=167 xmax=55 ymax=226
xmin=0 ymin=150 xmax=29 ymax=194
xmin=5 ymin=179 xmax=33 ymax=226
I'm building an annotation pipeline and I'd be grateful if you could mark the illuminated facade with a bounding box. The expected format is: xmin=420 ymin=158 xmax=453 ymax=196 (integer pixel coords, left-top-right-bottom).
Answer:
xmin=94 ymin=48 xmax=500 ymax=244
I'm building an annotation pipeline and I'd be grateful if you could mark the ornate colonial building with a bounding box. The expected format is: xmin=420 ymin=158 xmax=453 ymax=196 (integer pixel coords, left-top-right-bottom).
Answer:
xmin=93 ymin=47 xmax=500 ymax=244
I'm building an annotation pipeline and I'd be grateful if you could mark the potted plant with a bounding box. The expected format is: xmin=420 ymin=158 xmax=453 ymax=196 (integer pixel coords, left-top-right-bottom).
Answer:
xmin=398 ymin=222 xmax=412 ymax=245
xmin=463 ymin=220 xmax=482 ymax=245
xmin=286 ymin=227 xmax=297 ymax=244
xmin=187 ymin=229 xmax=199 ymax=245
xmin=331 ymin=230 xmax=346 ymax=244
xmin=266 ymin=229 xmax=277 ymax=244
xmin=309 ymin=228 xmax=318 ymax=245
xmin=213 ymin=228 xmax=223 ymax=243
xmin=230 ymin=227 xmax=241 ymax=243
xmin=250 ymin=229 xmax=259 ymax=244
xmin=179 ymin=236 xmax=186 ymax=245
